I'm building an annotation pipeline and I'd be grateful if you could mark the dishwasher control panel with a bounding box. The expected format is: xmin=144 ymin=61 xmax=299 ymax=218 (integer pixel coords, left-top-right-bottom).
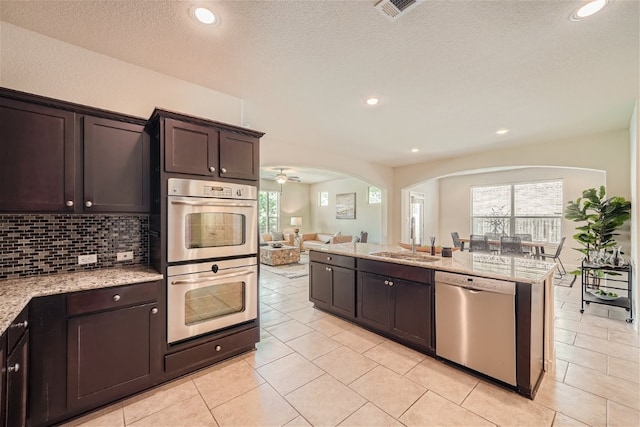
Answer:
xmin=435 ymin=271 xmax=516 ymax=295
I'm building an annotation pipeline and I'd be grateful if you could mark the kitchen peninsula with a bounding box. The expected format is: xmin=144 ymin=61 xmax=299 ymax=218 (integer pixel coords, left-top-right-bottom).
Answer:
xmin=308 ymin=242 xmax=557 ymax=399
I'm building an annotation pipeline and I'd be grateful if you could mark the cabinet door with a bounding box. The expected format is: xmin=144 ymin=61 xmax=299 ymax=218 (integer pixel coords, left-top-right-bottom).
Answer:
xmin=164 ymin=118 xmax=218 ymax=176
xmin=6 ymin=331 xmax=28 ymax=427
xmin=83 ymin=117 xmax=150 ymax=212
xmin=309 ymin=261 xmax=332 ymax=310
xmin=331 ymin=266 xmax=356 ymax=319
xmin=0 ymin=97 xmax=75 ymax=212
xmin=0 ymin=333 xmax=6 ymax=427
xmin=67 ymin=302 xmax=161 ymax=411
xmin=219 ymin=131 xmax=259 ymax=180
xmin=357 ymin=272 xmax=391 ymax=332
xmin=391 ymin=279 xmax=433 ymax=351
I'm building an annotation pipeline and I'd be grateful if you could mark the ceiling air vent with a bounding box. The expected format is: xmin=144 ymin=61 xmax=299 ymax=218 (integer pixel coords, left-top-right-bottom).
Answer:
xmin=375 ymin=0 xmax=422 ymax=21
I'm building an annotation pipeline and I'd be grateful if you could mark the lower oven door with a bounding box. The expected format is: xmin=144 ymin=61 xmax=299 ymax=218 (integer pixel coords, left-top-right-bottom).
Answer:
xmin=167 ymin=260 xmax=258 ymax=343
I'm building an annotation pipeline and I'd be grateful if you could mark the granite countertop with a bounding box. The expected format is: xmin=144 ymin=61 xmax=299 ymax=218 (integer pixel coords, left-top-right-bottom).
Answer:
xmin=0 ymin=266 xmax=164 ymax=337
xmin=310 ymin=242 xmax=557 ymax=284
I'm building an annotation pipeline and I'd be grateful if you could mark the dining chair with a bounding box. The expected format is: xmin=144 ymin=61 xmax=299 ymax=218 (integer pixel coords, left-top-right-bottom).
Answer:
xmin=514 ymin=233 xmax=532 ymax=256
xmin=500 ymin=235 xmax=524 ymax=256
xmin=541 ymin=236 xmax=567 ymax=278
xmin=484 ymin=232 xmax=501 ymax=253
xmin=469 ymin=234 xmax=491 ymax=252
xmin=451 ymin=232 xmax=463 ymax=250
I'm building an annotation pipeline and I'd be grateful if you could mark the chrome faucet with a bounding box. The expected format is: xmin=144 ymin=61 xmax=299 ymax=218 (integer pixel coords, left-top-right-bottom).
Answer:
xmin=410 ymin=217 xmax=416 ymax=254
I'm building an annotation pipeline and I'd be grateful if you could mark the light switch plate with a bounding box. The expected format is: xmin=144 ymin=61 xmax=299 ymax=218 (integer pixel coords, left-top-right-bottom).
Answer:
xmin=117 ymin=251 xmax=134 ymax=262
xmin=78 ymin=254 xmax=97 ymax=265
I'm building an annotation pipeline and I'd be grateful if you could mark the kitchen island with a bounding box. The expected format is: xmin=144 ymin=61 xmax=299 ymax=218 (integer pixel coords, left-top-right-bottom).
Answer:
xmin=308 ymin=242 xmax=557 ymax=399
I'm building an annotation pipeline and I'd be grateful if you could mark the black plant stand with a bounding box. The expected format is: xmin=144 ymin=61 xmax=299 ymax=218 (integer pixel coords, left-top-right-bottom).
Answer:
xmin=580 ymin=260 xmax=633 ymax=323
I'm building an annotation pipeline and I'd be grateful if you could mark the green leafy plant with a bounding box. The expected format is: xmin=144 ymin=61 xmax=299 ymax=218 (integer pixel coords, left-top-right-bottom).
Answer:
xmin=564 ymin=186 xmax=631 ymax=276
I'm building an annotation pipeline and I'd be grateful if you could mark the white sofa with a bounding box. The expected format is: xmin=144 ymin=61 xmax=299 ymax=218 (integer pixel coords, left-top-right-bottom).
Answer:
xmin=301 ymin=233 xmax=353 ymax=251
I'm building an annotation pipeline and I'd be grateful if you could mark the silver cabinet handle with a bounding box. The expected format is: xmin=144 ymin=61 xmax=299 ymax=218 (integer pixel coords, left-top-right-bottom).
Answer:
xmin=327 ymin=256 xmax=332 ymax=261
xmin=112 ymin=294 xmax=121 ymax=302
xmin=8 ymin=363 xmax=20 ymax=373
xmin=66 ymin=200 xmax=74 ymax=207
xmin=325 ymin=266 xmax=332 ymax=272
xmin=10 ymin=320 xmax=28 ymax=329
xmin=388 ymin=281 xmax=394 ymax=286
xmin=85 ymin=201 xmax=93 ymax=208
xmin=215 ymin=345 xmax=222 ymax=351
xmin=221 ymin=168 xmax=227 ymax=173
xmin=384 ymin=280 xmax=389 ymax=285
xmin=151 ymin=308 xmax=158 ymax=314
xmin=170 ymin=200 xmax=255 ymax=208
xmin=208 ymin=166 xmax=216 ymax=172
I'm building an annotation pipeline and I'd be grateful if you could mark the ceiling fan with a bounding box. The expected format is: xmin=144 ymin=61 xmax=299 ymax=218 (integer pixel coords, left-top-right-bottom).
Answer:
xmin=272 ymin=168 xmax=301 ymax=184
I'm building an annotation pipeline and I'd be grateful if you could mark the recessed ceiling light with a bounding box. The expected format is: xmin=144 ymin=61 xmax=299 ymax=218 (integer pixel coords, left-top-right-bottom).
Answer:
xmin=411 ymin=148 xmax=420 ymax=153
xmin=193 ymin=6 xmax=219 ymax=25
xmin=496 ymin=129 xmax=510 ymax=135
xmin=570 ymin=0 xmax=608 ymax=21
xmin=365 ymin=97 xmax=380 ymax=106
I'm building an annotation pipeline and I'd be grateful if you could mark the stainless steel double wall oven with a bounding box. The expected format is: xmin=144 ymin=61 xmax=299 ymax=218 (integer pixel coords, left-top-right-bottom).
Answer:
xmin=165 ymin=178 xmax=258 ymax=343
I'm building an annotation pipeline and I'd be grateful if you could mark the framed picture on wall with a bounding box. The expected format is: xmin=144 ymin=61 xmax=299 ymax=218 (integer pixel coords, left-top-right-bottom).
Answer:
xmin=336 ymin=193 xmax=356 ymax=219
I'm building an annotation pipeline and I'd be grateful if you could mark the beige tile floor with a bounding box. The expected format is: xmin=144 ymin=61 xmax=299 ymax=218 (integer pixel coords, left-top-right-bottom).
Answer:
xmin=65 ymin=270 xmax=639 ymax=427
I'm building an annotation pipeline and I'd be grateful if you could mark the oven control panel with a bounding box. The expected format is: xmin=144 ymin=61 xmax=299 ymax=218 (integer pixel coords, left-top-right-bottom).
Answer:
xmin=168 ymin=178 xmax=257 ymax=200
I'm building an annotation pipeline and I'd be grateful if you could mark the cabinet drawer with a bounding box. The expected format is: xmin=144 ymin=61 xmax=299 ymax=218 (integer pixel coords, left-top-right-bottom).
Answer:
xmin=309 ymin=251 xmax=356 ymax=269
xmin=7 ymin=305 xmax=29 ymax=354
xmin=67 ymin=281 xmax=159 ymax=316
xmin=359 ymin=259 xmax=433 ymax=284
xmin=165 ymin=327 xmax=258 ymax=377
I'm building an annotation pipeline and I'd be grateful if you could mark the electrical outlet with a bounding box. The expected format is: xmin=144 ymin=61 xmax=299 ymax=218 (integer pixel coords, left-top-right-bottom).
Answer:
xmin=117 ymin=251 xmax=134 ymax=262
xmin=78 ymin=254 xmax=97 ymax=265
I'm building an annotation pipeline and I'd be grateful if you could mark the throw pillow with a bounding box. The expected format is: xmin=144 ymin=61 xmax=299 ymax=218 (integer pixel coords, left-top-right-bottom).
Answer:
xmin=271 ymin=231 xmax=284 ymax=241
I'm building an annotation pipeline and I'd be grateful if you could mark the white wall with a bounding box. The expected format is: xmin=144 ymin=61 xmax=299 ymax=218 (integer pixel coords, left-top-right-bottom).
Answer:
xmin=310 ymin=178 xmax=383 ymax=243
xmin=393 ymin=129 xmax=631 ymax=245
xmin=0 ymin=23 xmax=242 ymax=124
xmin=630 ymin=100 xmax=638 ymax=315
xmin=435 ymin=167 xmax=606 ymax=271
xmin=259 ymin=180 xmax=311 ymax=233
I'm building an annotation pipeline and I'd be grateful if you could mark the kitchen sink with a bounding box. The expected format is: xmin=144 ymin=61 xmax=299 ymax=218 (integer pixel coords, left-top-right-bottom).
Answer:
xmin=369 ymin=251 xmax=440 ymax=263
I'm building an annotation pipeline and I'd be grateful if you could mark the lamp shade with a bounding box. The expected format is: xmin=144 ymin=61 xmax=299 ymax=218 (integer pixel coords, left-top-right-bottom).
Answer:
xmin=290 ymin=217 xmax=302 ymax=226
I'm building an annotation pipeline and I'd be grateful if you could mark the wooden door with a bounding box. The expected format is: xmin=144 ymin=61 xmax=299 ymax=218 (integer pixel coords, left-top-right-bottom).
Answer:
xmin=67 ymin=302 xmax=161 ymax=411
xmin=0 ymin=97 xmax=75 ymax=211
xmin=83 ymin=116 xmax=150 ymax=212
xmin=219 ymin=131 xmax=259 ymax=180
xmin=6 ymin=331 xmax=28 ymax=427
xmin=330 ymin=266 xmax=356 ymax=319
xmin=391 ymin=279 xmax=433 ymax=351
xmin=309 ymin=262 xmax=332 ymax=310
xmin=164 ymin=118 xmax=218 ymax=176
xmin=357 ymin=272 xmax=390 ymax=332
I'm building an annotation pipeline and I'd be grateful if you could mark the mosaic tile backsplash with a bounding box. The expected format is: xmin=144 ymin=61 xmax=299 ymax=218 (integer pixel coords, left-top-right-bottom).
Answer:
xmin=0 ymin=215 xmax=149 ymax=279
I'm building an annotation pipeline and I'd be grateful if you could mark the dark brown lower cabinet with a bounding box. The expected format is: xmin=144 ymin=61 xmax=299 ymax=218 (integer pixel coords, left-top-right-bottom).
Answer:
xmin=358 ymin=268 xmax=434 ymax=353
xmin=6 ymin=331 xmax=28 ymax=427
xmin=67 ymin=302 xmax=161 ymax=412
xmin=309 ymin=252 xmax=356 ymax=320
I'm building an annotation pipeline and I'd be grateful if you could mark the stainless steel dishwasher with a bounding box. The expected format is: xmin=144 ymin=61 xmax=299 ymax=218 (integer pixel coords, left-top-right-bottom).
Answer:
xmin=435 ymin=271 xmax=517 ymax=386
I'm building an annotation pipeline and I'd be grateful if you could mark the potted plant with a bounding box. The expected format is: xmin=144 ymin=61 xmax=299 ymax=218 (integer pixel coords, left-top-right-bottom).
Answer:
xmin=564 ymin=186 xmax=631 ymax=287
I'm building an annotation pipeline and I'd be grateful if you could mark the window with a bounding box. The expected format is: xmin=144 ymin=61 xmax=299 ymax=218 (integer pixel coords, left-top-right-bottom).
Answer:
xmin=319 ymin=191 xmax=328 ymax=206
xmin=258 ymin=191 xmax=280 ymax=234
xmin=471 ymin=180 xmax=562 ymax=243
xmin=368 ymin=186 xmax=382 ymax=204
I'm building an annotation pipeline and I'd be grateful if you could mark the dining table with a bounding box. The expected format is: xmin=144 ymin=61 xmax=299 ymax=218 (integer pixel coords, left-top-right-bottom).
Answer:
xmin=458 ymin=237 xmax=550 ymax=257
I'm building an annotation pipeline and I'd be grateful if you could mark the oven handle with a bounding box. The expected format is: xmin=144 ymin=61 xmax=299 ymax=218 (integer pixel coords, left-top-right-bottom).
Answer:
xmin=170 ymin=200 xmax=255 ymax=208
xmin=170 ymin=270 xmax=255 ymax=285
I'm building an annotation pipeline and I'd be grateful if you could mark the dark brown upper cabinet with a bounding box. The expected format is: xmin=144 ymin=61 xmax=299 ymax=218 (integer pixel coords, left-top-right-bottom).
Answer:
xmin=0 ymin=88 xmax=150 ymax=213
xmin=83 ymin=116 xmax=150 ymax=212
xmin=219 ymin=131 xmax=260 ymax=180
xmin=0 ymin=97 xmax=75 ymax=212
xmin=152 ymin=108 xmax=263 ymax=183
xmin=164 ymin=118 xmax=219 ymax=176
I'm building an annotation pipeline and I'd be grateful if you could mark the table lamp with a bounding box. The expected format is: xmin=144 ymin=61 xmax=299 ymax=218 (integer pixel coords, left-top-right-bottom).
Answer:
xmin=290 ymin=217 xmax=302 ymax=234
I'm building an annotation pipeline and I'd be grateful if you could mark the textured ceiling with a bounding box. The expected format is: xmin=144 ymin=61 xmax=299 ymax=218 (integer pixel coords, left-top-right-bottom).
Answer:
xmin=1 ymin=0 xmax=638 ymax=171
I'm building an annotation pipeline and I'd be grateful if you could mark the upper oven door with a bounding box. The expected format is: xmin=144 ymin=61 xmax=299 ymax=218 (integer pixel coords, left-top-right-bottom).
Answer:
xmin=167 ymin=196 xmax=257 ymax=263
